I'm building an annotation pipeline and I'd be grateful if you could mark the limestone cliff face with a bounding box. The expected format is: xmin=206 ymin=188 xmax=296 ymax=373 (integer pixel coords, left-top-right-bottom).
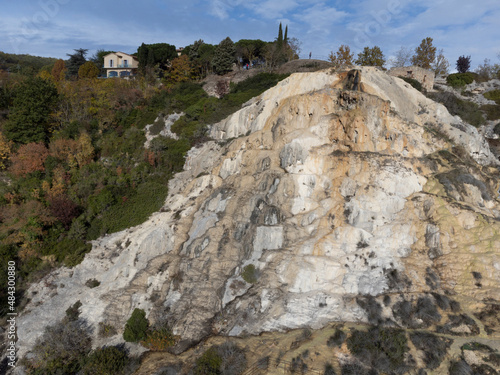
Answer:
xmin=17 ymin=67 xmax=500 ymax=357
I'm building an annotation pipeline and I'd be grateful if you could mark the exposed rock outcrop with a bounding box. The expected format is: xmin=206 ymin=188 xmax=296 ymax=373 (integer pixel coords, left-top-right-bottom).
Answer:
xmin=16 ymin=67 xmax=500 ymax=361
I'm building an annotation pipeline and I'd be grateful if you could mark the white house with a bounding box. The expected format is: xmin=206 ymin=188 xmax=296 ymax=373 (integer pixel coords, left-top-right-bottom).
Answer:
xmin=103 ymin=52 xmax=139 ymax=78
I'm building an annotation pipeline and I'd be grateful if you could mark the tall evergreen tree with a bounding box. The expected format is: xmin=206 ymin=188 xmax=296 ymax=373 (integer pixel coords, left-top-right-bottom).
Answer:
xmin=138 ymin=43 xmax=148 ymax=73
xmin=284 ymin=25 xmax=288 ymax=45
xmin=277 ymin=23 xmax=283 ymax=50
xmin=456 ymin=55 xmax=471 ymax=73
xmin=66 ymin=48 xmax=88 ymax=77
xmin=212 ymin=37 xmax=236 ymax=75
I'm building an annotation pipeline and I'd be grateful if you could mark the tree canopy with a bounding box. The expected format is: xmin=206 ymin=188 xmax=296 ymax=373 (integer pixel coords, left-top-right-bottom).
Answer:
xmin=137 ymin=43 xmax=177 ymax=73
xmin=66 ymin=48 xmax=88 ymax=77
xmin=212 ymin=37 xmax=236 ymax=75
xmin=411 ymin=37 xmax=436 ymax=69
xmin=355 ymin=46 xmax=385 ymax=67
xmin=3 ymin=76 xmax=59 ymax=144
xmin=329 ymin=45 xmax=354 ymax=68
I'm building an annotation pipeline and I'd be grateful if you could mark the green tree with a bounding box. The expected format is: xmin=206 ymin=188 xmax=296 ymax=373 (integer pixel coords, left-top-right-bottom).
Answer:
xmin=123 ymin=308 xmax=149 ymax=342
xmin=78 ymin=61 xmax=100 ymax=79
xmin=411 ymin=37 xmax=436 ymax=69
xmin=3 ymin=77 xmax=58 ymax=144
xmin=137 ymin=43 xmax=177 ymax=73
xmin=355 ymin=46 xmax=385 ymax=67
xmin=329 ymin=45 xmax=354 ymax=68
xmin=212 ymin=37 xmax=236 ymax=75
xmin=66 ymin=48 xmax=88 ymax=77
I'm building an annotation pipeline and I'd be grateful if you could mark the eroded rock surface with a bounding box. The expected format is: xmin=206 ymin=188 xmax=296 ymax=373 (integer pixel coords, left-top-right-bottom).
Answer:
xmin=16 ymin=67 xmax=500 ymax=358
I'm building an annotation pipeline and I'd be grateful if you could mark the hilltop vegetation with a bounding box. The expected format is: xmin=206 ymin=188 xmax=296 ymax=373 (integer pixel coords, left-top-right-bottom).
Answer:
xmin=0 ymin=61 xmax=289 ymax=325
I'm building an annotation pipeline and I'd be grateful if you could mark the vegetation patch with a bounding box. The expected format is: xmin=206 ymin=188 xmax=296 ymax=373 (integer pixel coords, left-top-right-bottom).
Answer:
xmin=398 ymin=76 xmax=423 ymax=92
xmin=427 ymin=91 xmax=485 ymax=127
xmin=82 ymin=346 xmax=129 ymax=375
xmin=483 ymin=89 xmax=500 ymax=105
xmin=85 ymin=278 xmax=100 ymax=288
xmin=436 ymin=314 xmax=480 ymax=336
xmin=193 ymin=342 xmax=247 ymax=375
xmin=327 ymin=328 xmax=347 ymax=348
xmin=474 ymin=301 xmax=500 ymax=335
xmin=446 ymin=72 xmax=478 ymax=88
xmin=482 ymin=104 xmax=500 ymax=121
xmin=346 ymin=327 xmax=409 ymax=373
xmin=241 ymin=264 xmax=258 ymax=284
xmin=123 ymin=308 xmax=149 ymax=343
xmin=410 ymin=331 xmax=452 ymax=369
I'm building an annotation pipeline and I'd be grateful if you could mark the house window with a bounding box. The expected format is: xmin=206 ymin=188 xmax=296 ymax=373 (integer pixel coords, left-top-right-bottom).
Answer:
xmin=110 ymin=60 xmax=114 ymax=68
xmin=123 ymin=59 xmax=128 ymax=67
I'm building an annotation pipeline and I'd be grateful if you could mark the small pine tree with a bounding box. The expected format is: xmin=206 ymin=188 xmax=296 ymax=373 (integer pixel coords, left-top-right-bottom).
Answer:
xmin=456 ymin=55 xmax=471 ymax=73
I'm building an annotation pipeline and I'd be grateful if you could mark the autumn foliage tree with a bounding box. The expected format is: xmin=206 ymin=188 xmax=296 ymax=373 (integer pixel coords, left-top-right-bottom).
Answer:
xmin=78 ymin=61 xmax=100 ymax=79
xmin=52 ymin=59 xmax=67 ymax=82
xmin=0 ymin=131 xmax=12 ymax=169
xmin=166 ymin=55 xmax=193 ymax=84
xmin=9 ymin=142 xmax=49 ymax=177
xmin=329 ymin=45 xmax=354 ymax=68
xmin=411 ymin=37 xmax=436 ymax=69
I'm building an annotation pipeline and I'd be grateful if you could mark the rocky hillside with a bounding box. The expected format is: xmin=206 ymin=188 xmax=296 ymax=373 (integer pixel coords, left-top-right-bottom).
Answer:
xmin=14 ymin=67 xmax=500 ymax=374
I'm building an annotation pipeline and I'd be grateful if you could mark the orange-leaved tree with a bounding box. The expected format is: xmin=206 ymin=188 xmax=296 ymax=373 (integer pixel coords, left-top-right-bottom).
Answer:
xmin=329 ymin=45 xmax=354 ymax=68
xmin=9 ymin=142 xmax=49 ymax=177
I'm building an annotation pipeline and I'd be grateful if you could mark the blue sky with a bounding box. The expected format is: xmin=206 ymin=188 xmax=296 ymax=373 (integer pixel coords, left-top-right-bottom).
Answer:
xmin=1 ymin=0 xmax=499 ymax=70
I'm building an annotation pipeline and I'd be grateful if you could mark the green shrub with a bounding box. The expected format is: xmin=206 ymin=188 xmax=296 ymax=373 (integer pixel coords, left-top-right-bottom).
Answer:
xmin=324 ymin=363 xmax=336 ymax=375
xmin=241 ymin=264 xmax=258 ymax=283
xmin=410 ymin=331 xmax=452 ymax=369
xmin=82 ymin=346 xmax=129 ymax=375
xmin=41 ymin=238 xmax=92 ymax=268
xmin=482 ymin=104 xmax=500 ymax=121
xmin=87 ymin=180 xmax=169 ymax=240
xmin=194 ymin=347 xmax=222 ymax=375
xmin=327 ymin=328 xmax=346 ymax=347
xmin=346 ymin=327 xmax=408 ymax=373
xmin=85 ymin=278 xmax=100 ymax=288
xmin=398 ymin=76 xmax=423 ymax=92
xmin=484 ymin=89 xmax=500 ymax=105
xmin=193 ymin=343 xmax=247 ymax=375
xmin=123 ymin=308 xmax=149 ymax=342
xmin=446 ymin=72 xmax=477 ymax=88
xmin=65 ymin=300 xmax=82 ymax=322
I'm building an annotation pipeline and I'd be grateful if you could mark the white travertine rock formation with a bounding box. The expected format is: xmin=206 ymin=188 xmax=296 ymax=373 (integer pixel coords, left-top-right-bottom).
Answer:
xmin=16 ymin=67 xmax=500 ymax=358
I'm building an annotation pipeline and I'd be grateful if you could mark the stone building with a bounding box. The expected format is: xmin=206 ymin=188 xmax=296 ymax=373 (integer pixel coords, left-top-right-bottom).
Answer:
xmin=388 ymin=66 xmax=435 ymax=91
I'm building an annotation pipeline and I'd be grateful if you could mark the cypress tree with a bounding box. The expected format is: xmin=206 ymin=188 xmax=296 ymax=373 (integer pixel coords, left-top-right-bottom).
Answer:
xmin=277 ymin=23 xmax=283 ymax=50
xmin=284 ymin=25 xmax=288 ymax=45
